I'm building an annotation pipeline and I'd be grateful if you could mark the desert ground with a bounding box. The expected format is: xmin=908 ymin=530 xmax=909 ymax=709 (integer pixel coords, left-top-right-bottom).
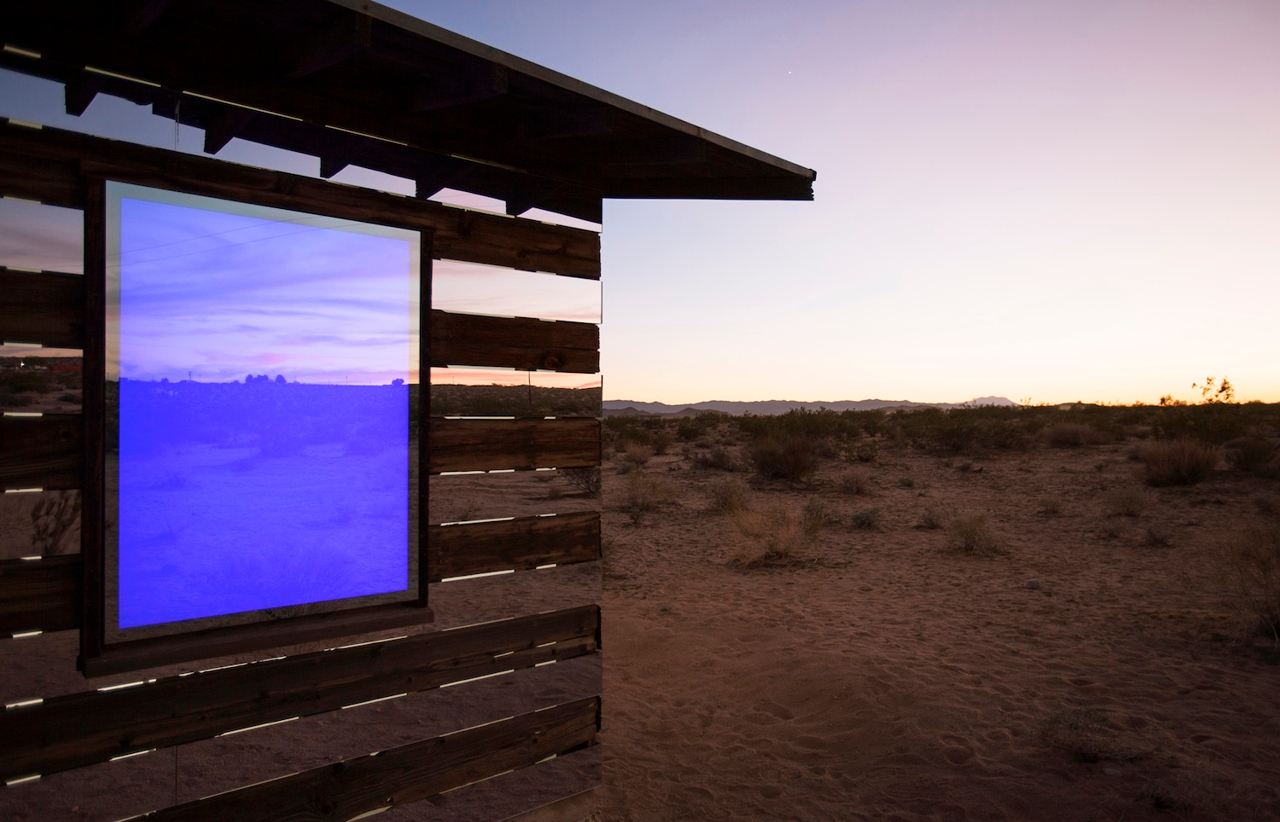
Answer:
xmin=588 ymin=411 xmax=1280 ymax=822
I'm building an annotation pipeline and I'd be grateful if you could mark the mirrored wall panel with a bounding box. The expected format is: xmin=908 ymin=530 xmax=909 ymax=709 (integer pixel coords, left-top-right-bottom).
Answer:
xmin=432 ymin=259 xmax=601 ymax=323
xmin=431 ymin=368 xmax=601 ymax=418
xmin=104 ymin=181 xmax=422 ymax=642
xmin=0 ymin=197 xmax=83 ymax=273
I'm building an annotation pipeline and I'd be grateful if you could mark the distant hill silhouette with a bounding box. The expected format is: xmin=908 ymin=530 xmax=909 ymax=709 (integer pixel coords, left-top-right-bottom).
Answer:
xmin=603 ymin=397 xmax=1017 ymax=417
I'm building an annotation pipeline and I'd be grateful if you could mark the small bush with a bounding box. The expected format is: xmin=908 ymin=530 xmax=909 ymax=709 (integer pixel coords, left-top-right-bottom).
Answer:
xmin=728 ymin=504 xmax=819 ymax=569
xmin=707 ymin=478 xmax=752 ymax=515
xmin=1227 ymin=437 xmax=1278 ymax=475
xmin=1143 ymin=523 xmax=1172 ymax=547
xmin=1139 ymin=439 xmax=1219 ymax=486
xmin=619 ymin=473 xmax=672 ymax=525
xmin=948 ymin=512 xmax=998 ymax=554
xmin=851 ymin=442 xmax=879 ymax=463
xmin=898 ymin=477 xmax=915 ymax=489
xmin=851 ymin=507 xmax=882 ymax=530
xmin=750 ymin=436 xmax=819 ymax=482
xmin=619 ymin=441 xmax=655 ymax=473
xmin=1105 ymin=486 xmax=1148 ymax=517
xmin=803 ymin=497 xmax=840 ymax=530
xmin=917 ymin=506 xmax=945 ymax=530
xmin=1038 ymin=497 xmax=1062 ymax=516
xmin=839 ymin=469 xmax=872 ymax=496
xmin=650 ymin=429 xmax=673 ymax=456
xmin=1230 ymin=523 xmax=1280 ymax=641
xmin=693 ymin=446 xmax=738 ymax=472
xmin=1044 ymin=423 xmax=1103 ymax=448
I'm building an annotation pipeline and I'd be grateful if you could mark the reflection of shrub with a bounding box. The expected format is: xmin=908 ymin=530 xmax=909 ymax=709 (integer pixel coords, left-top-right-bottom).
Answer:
xmin=31 ymin=492 xmax=81 ymax=555
xmin=1139 ymin=439 xmax=1218 ymax=486
xmin=561 ymin=467 xmax=601 ymax=497
xmin=751 ymin=436 xmax=818 ymax=482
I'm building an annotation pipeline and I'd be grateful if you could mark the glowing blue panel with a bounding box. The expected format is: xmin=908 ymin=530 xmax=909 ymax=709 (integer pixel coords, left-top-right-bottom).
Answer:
xmin=105 ymin=183 xmax=420 ymax=639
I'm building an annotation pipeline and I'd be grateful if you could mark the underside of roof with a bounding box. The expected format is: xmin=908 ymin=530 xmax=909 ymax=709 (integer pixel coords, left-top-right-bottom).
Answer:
xmin=1 ymin=0 xmax=816 ymax=223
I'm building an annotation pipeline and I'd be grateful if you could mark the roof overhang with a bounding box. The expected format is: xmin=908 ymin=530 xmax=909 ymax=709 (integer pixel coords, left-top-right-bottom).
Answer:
xmin=1 ymin=0 xmax=816 ymax=223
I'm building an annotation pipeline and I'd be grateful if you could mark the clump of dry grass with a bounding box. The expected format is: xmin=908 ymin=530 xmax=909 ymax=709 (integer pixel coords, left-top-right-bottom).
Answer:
xmin=839 ymin=468 xmax=872 ymax=496
xmin=727 ymin=504 xmax=820 ymax=569
xmin=1037 ymin=708 xmax=1151 ymax=763
xmin=1105 ymin=485 xmax=1148 ymax=517
xmin=750 ymin=436 xmax=819 ymax=482
xmin=850 ymin=507 xmax=882 ymax=530
xmin=917 ymin=505 xmax=945 ymax=530
xmin=693 ymin=445 xmax=739 ymax=472
xmin=851 ymin=442 xmax=879 ymax=463
xmin=619 ymin=472 xmax=672 ymax=525
xmin=707 ymin=477 xmax=752 ymax=515
xmin=1037 ymin=496 xmax=1062 ymax=516
xmin=619 ymin=442 xmax=655 ymax=473
xmin=948 ymin=511 xmax=998 ymax=554
xmin=1230 ymin=522 xmax=1280 ymax=641
xmin=1139 ymin=439 xmax=1218 ymax=487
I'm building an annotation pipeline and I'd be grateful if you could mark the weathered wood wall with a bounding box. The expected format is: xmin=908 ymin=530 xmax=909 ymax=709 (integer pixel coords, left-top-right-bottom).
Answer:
xmin=0 ymin=120 xmax=603 ymax=821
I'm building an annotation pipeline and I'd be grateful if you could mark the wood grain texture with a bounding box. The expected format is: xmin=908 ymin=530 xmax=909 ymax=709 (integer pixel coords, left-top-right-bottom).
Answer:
xmin=139 ymin=697 xmax=599 ymax=822
xmin=0 ymin=120 xmax=600 ymax=278
xmin=0 ymin=414 xmax=82 ymax=490
xmin=0 ymin=267 xmax=85 ymax=348
xmin=0 ymin=555 xmax=81 ymax=635
xmin=431 ymin=511 xmax=600 ymax=581
xmin=0 ymin=605 xmax=598 ymax=780
xmin=429 ymin=418 xmax=600 ymax=473
xmin=432 ymin=310 xmax=599 ymax=373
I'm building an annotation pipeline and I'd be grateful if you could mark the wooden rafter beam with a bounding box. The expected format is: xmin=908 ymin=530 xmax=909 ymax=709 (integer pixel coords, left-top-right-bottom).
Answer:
xmin=63 ymin=73 xmax=106 ymax=116
xmin=410 ymin=63 xmax=509 ymax=113
xmin=121 ymin=0 xmax=174 ymax=38
xmin=202 ymin=107 xmax=255 ymax=155
xmin=284 ymin=12 xmax=372 ymax=79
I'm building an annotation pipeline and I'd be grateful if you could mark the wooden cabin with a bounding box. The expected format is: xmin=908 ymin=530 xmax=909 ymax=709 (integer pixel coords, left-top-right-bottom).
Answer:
xmin=0 ymin=2 xmax=814 ymax=820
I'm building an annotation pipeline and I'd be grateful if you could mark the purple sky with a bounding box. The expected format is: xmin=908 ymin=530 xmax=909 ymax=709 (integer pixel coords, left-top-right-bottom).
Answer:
xmin=2 ymin=0 xmax=1278 ymax=403
xmin=108 ymin=185 xmax=419 ymax=385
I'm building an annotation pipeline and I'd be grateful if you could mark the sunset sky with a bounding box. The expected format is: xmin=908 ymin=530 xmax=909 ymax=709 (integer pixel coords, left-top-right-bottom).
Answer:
xmin=2 ymin=0 xmax=1277 ymax=404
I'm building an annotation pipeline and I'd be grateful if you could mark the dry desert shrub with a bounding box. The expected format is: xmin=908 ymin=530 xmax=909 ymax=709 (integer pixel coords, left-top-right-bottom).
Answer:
xmin=1043 ymin=422 xmax=1105 ymax=448
xmin=707 ymin=477 xmax=752 ymax=515
xmin=917 ymin=505 xmax=946 ymax=530
xmin=750 ymin=436 xmax=819 ymax=482
xmin=619 ymin=441 xmax=655 ymax=473
xmin=693 ymin=445 xmax=739 ymax=472
xmin=948 ymin=511 xmax=998 ymax=554
xmin=839 ymin=468 xmax=872 ymax=496
xmin=560 ymin=466 xmax=601 ymax=498
xmin=728 ymin=503 xmax=820 ymax=569
xmin=1230 ymin=522 xmax=1280 ymax=641
xmin=850 ymin=507 xmax=882 ymax=530
xmin=851 ymin=442 xmax=879 ymax=463
xmin=802 ymin=496 xmax=841 ymax=529
xmin=1037 ymin=496 xmax=1062 ymax=516
xmin=1139 ymin=439 xmax=1218 ymax=486
xmin=1105 ymin=485 xmax=1148 ymax=517
xmin=619 ymin=472 xmax=672 ymax=525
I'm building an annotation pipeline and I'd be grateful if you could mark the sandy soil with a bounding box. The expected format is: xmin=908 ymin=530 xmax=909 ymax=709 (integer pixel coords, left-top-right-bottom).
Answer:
xmin=592 ymin=432 xmax=1280 ymax=822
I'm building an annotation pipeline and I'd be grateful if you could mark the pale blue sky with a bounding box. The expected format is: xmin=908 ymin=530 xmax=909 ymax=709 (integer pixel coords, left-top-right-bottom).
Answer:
xmin=3 ymin=0 xmax=1278 ymax=403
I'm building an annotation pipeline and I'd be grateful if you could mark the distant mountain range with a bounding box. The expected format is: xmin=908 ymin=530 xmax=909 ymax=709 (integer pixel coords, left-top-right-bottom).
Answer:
xmin=603 ymin=397 xmax=1017 ymax=417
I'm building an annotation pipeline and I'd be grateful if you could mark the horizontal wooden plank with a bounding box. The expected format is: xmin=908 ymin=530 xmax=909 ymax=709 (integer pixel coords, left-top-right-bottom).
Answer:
xmin=0 ymin=267 xmax=85 ymax=349
xmin=0 ymin=554 xmax=81 ymax=635
xmin=431 ymin=511 xmax=600 ymax=581
xmin=429 ymin=418 xmax=600 ymax=473
xmin=0 ymin=604 xmax=598 ymax=780
xmin=141 ymin=697 xmax=599 ymax=822
xmin=0 ymin=120 xmax=601 ymax=278
xmin=0 ymin=414 xmax=82 ymax=490
xmin=432 ymin=310 xmax=599 ymax=373
xmin=499 ymin=789 xmax=598 ymax=822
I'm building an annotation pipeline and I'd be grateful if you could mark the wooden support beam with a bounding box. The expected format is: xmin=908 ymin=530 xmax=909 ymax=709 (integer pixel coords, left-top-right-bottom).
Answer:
xmin=431 ymin=310 xmax=599 ymax=373
xmin=414 ymin=156 xmax=467 ymax=200
xmin=284 ymin=13 xmax=372 ymax=80
xmin=0 ymin=267 xmax=85 ymax=349
xmin=431 ymin=512 xmax=600 ymax=581
xmin=410 ymin=63 xmax=509 ymax=114
xmin=0 ymin=414 xmax=82 ymax=491
xmin=202 ymin=107 xmax=255 ymax=155
xmin=318 ymin=135 xmax=374 ymax=179
xmin=0 ymin=555 xmax=81 ymax=635
xmin=429 ymin=418 xmax=600 ymax=473
xmin=63 ymin=74 xmax=106 ymax=117
xmin=121 ymin=0 xmax=174 ymax=38
xmin=137 ymin=697 xmax=599 ymax=822
xmin=0 ymin=121 xmax=601 ymax=277
xmin=0 ymin=605 xmax=599 ymax=780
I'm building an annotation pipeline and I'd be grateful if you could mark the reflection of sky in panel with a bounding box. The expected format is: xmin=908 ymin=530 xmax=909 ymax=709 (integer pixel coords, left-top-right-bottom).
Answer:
xmin=0 ymin=198 xmax=83 ymax=274
xmin=430 ymin=367 xmax=600 ymax=390
xmin=113 ymin=188 xmax=418 ymax=384
xmin=432 ymin=259 xmax=600 ymax=323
